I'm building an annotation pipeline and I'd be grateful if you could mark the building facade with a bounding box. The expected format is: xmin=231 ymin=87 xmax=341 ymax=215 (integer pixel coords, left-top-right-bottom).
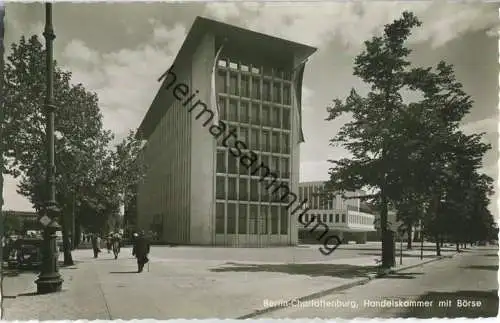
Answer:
xmin=135 ymin=17 xmax=316 ymax=246
xmin=298 ymin=181 xmax=376 ymax=244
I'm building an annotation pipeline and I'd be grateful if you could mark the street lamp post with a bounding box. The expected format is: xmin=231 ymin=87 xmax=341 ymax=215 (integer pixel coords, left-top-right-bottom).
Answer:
xmin=35 ymin=3 xmax=63 ymax=294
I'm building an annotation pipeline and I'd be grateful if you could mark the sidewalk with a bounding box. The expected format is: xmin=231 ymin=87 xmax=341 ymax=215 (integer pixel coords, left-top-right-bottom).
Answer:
xmin=1 ymin=244 xmax=459 ymax=320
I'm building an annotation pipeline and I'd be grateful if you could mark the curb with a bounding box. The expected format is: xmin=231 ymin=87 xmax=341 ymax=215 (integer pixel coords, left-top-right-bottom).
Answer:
xmin=236 ymin=253 xmax=457 ymax=319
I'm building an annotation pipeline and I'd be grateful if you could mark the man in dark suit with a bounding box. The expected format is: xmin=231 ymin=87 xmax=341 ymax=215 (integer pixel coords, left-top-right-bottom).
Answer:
xmin=134 ymin=231 xmax=150 ymax=273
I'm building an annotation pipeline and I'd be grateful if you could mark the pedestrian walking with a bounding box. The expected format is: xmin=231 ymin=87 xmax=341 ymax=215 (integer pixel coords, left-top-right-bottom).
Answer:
xmin=106 ymin=233 xmax=113 ymax=253
xmin=91 ymin=234 xmax=99 ymax=258
xmin=131 ymin=232 xmax=138 ymax=256
xmin=134 ymin=231 xmax=150 ymax=273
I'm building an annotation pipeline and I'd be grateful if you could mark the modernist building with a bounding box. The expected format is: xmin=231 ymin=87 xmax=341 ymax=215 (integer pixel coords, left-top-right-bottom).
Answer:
xmin=298 ymin=181 xmax=376 ymax=244
xmin=135 ymin=17 xmax=316 ymax=246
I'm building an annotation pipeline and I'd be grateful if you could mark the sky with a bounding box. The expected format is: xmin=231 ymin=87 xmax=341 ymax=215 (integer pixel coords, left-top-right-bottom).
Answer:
xmin=2 ymin=1 xmax=499 ymax=219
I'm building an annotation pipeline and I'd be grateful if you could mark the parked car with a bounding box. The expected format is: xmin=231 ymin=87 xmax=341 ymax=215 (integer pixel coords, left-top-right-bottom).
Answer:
xmin=7 ymin=237 xmax=44 ymax=269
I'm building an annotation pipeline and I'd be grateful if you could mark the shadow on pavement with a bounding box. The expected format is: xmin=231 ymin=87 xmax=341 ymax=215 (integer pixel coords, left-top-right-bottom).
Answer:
xmin=211 ymin=263 xmax=379 ymax=278
xmin=401 ymin=289 xmax=499 ymax=318
xmin=383 ymin=272 xmax=424 ymax=280
xmin=461 ymin=265 xmax=499 ymax=271
xmin=358 ymin=252 xmax=438 ymax=259
xmin=339 ymin=246 xmax=448 ymax=252
xmin=109 ymin=271 xmax=138 ymax=274
xmin=483 ymin=254 xmax=499 ymax=257
xmin=17 ymin=291 xmax=39 ymax=297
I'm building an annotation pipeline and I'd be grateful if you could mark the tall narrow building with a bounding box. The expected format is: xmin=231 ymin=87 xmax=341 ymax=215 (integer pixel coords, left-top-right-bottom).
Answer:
xmin=135 ymin=16 xmax=316 ymax=246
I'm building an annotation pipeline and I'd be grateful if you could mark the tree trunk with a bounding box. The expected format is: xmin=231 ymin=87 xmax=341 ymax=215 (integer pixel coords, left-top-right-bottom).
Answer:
xmin=435 ymin=235 xmax=441 ymax=256
xmin=439 ymin=238 xmax=444 ymax=248
xmin=61 ymin=210 xmax=74 ymax=266
xmin=406 ymin=223 xmax=413 ymax=250
xmin=0 ymin=161 xmax=4 ymax=265
xmin=456 ymin=241 xmax=460 ymax=252
xmin=380 ymin=191 xmax=395 ymax=268
xmin=75 ymin=216 xmax=81 ymax=248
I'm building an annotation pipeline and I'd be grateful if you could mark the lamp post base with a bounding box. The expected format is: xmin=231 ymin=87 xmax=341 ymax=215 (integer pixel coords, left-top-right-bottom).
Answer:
xmin=35 ymin=274 xmax=63 ymax=294
xmin=36 ymin=218 xmax=64 ymax=294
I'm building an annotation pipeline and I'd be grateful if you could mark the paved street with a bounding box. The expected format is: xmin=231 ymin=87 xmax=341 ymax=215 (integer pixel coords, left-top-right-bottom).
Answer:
xmin=1 ymin=242 xmax=480 ymax=320
xmin=256 ymin=246 xmax=499 ymax=318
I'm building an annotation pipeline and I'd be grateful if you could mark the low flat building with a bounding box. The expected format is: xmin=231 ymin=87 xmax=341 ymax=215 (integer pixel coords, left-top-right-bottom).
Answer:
xmin=298 ymin=181 xmax=376 ymax=244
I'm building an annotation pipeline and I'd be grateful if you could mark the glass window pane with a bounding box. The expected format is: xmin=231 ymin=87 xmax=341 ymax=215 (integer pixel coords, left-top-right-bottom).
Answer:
xmin=280 ymin=207 xmax=288 ymax=234
xmin=216 ymin=203 xmax=225 ymax=234
xmin=261 ymin=155 xmax=270 ymax=177
xmin=336 ymin=214 xmax=339 ymax=223
xmin=252 ymin=78 xmax=260 ymax=99
xmin=238 ymin=204 xmax=247 ymax=234
xmin=282 ymin=133 xmax=289 ymax=154
xmin=283 ymin=84 xmax=291 ymax=105
xmin=218 ymin=97 xmax=226 ymax=121
xmin=273 ymin=83 xmax=281 ymax=104
xmin=216 ymin=150 xmax=226 ymax=173
xmin=271 ymin=106 xmax=280 ymax=128
xmin=240 ymin=101 xmax=249 ymax=123
xmin=250 ymin=179 xmax=259 ymax=202
xmin=228 ymin=99 xmax=238 ymax=122
xmin=239 ymin=127 xmax=248 ymax=147
xmin=323 ymin=214 xmax=328 ymax=222
xmin=251 ymin=128 xmax=259 ymax=150
xmin=224 ymin=126 xmax=237 ymax=147
xmin=329 ymin=214 xmax=333 ymax=222
xmin=342 ymin=214 xmax=346 ymax=223
xmin=261 ymin=130 xmax=270 ymax=152
xmin=263 ymin=80 xmax=271 ymax=101
xmin=262 ymin=105 xmax=270 ymax=127
xmin=228 ymin=177 xmax=237 ymax=200
xmin=227 ymin=203 xmax=236 ymax=234
xmin=216 ymin=176 xmax=226 ymax=200
xmin=272 ymin=157 xmax=280 ymax=178
xmin=251 ymin=103 xmax=260 ymax=124
xmin=249 ymin=205 xmax=258 ymax=234
xmin=217 ymin=71 xmax=226 ymax=94
xmin=282 ymin=109 xmax=290 ymax=130
xmin=260 ymin=205 xmax=268 ymax=234
xmin=271 ymin=131 xmax=280 ymax=153
xmin=261 ymin=179 xmax=270 ymax=202
xmin=281 ymin=158 xmax=289 ymax=179
xmin=230 ymin=73 xmax=238 ymax=95
xmin=241 ymin=75 xmax=249 ymax=97
xmin=228 ymin=154 xmax=238 ymax=174
xmin=239 ymin=178 xmax=248 ymax=200
xmin=271 ymin=206 xmax=279 ymax=234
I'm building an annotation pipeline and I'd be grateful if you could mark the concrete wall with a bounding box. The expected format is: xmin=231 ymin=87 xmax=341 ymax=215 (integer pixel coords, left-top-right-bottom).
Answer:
xmin=189 ymin=33 xmax=217 ymax=245
xmin=288 ymin=54 xmax=306 ymax=246
xmin=137 ymin=57 xmax=193 ymax=244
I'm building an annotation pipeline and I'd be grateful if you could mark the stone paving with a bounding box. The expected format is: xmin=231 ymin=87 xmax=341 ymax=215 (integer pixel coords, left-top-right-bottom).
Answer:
xmin=1 ymin=242 xmax=458 ymax=320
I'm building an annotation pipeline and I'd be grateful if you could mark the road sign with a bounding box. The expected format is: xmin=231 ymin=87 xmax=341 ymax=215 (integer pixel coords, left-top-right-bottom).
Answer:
xmin=39 ymin=215 xmax=51 ymax=227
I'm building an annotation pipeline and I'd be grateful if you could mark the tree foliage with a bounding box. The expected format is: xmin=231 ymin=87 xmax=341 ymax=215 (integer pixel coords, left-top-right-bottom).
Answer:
xmin=325 ymin=12 xmax=423 ymax=267
xmin=324 ymin=11 xmax=495 ymax=264
xmin=3 ymin=35 xmax=147 ymax=261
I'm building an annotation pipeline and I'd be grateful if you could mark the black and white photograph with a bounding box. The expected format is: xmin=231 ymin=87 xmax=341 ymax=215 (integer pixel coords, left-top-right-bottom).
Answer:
xmin=0 ymin=0 xmax=498 ymax=320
